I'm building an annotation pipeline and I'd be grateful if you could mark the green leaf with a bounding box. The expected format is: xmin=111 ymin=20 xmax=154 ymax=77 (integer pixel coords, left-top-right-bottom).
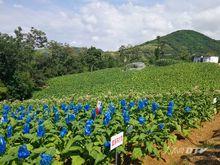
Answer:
xmin=94 ymin=153 xmax=106 ymax=164
xmin=71 ymin=155 xmax=85 ymax=165
xmin=131 ymin=147 xmax=142 ymax=160
xmin=146 ymin=142 xmax=153 ymax=153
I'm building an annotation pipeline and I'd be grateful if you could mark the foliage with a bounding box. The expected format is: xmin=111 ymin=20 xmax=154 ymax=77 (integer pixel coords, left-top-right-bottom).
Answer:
xmin=155 ymin=59 xmax=181 ymax=66
xmin=33 ymin=63 xmax=220 ymax=99
xmin=0 ymin=90 xmax=219 ymax=164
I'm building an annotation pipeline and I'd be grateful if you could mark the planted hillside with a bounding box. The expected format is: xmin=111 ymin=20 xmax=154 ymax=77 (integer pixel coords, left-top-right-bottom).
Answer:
xmin=33 ymin=63 xmax=220 ymax=99
xmin=0 ymin=88 xmax=219 ymax=164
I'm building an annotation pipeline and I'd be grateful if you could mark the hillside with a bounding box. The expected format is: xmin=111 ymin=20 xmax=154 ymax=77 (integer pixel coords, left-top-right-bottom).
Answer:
xmin=118 ymin=30 xmax=220 ymax=59
xmin=33 ymin=63 xmax=220 ymax=99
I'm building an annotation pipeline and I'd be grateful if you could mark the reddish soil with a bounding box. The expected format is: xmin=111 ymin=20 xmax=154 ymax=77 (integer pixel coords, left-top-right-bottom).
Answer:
xmin=142 ymin=113 xmax=220 ymax=165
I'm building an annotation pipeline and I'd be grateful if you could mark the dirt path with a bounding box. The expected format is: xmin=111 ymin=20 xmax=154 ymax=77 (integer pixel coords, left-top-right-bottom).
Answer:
xmin=142 ymin=113 xmax=220 ymax=165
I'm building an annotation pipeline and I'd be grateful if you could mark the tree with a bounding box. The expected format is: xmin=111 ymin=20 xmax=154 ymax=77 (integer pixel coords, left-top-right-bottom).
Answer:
xmin=83 ymin=47 xmax=102 ymax=72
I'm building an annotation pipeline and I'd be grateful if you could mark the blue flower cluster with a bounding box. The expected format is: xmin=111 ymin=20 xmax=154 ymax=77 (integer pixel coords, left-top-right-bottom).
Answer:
xmin=6 ymin=126 xmax=13 ymax=138
xmin=60 ymin=127 xmax=68 ymax=138
xmin=123 ymin=111 xmax=130 ymax=124
xmin=104 ymin=141 xmax=110 ymax=148
xmin=37 ymin=124 xmax=45 ymax=137
xmin=158 ymin=123 xmax=165 ymax=130
xmin=18 ymin=145 xmax=30 ymax=159
xmin=0 ymin=136 xmax=6 ymax=155
xmin=184 ymin=106 xmax=191 ymax=113
xmin=167 ymin=101 xmax=174 ymax=117
xmin=138 ymin=116 xmax=146 ymax=125
xmin=40 ymin=153 xmax=53 ymax=165
xmin=84 ymin=119 xmax=94 ymax=136
xmin=152 ymin=102 xmax=159 ymax=114
xmin=65 ymin=114 xmax=76 ymax=125
xmin=103 ymin=111 xmax=112 ymax=126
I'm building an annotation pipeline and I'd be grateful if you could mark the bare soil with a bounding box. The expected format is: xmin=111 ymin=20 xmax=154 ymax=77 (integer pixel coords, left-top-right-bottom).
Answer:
xmin=142 ymin=113 xmax=220 ymax=165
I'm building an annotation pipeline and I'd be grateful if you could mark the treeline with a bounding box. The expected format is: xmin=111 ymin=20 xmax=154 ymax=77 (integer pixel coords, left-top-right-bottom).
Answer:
xmin=0 ymin=27 xmax=120 ymax=100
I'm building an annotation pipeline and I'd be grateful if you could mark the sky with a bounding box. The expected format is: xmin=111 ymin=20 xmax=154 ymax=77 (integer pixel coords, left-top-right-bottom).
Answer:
xmin=0 ymin=0 xmax=220 ymax=50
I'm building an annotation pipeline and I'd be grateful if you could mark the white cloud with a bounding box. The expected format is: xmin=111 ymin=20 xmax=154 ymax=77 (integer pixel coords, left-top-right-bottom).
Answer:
xmin=13 ymin=4 xmax=23 ymax=8
xmin=0 ymin=0 xmax=220 ymax=50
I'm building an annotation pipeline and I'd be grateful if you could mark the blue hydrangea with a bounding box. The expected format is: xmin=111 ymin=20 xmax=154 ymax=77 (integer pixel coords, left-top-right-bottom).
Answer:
xmin=0 ymin=136 xmax=6 ymax=155
xmin=184 ymin=107 xmax=191 ymax=113
xmin=23 ymin=123 xmax=30 ymax=134
xmin=158 ymin=123 xmax=165 ymax=130
xmin=40 ymin=153 xmax=53 ymax=165
xmin=152 ymin=102 xmax=159 ymax=114
xmin=7 ymin=126 xmax=13 ymax=138
xmin=104 ymin=141 xmax=110 ymax=148
xmin=18 ymin=145 xmax=30 ymax=159
xmin=84 ymin=104 xmax=90 ymax=111
xmin=138 ymin=100 xmax=145 ymax=110
xmin=60 ymin=127 xmax=68 ymax=138
xmin=37 ymin=125 xmax=45 ymax=137
xmin=138 ymin=117 xmax=146 ymax=125
xmin=129 ymin=101 xmax=135 ymax=108
xmin=120 ymin=99 xmax=126 ymax=107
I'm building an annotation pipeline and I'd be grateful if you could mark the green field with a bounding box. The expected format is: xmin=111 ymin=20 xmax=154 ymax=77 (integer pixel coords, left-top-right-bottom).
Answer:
xmin=33 ymin=63 xmax=220 ymax=99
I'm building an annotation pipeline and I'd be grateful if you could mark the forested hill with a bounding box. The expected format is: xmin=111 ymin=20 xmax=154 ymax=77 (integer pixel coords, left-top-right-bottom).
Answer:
xmin=132 ymin=30 xmax=220 ymax=57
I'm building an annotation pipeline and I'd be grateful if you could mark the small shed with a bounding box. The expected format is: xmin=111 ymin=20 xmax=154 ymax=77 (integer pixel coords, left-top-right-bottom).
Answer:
xmin=193 ymin=56 xmax=219 ymax=63
xmin=126 ymin=62 xmax=146 ymax=70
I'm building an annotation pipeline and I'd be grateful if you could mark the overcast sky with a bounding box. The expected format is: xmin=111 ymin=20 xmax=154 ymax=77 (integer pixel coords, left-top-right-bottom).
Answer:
xmin=0 ymin=0 xmax=220 ymax=50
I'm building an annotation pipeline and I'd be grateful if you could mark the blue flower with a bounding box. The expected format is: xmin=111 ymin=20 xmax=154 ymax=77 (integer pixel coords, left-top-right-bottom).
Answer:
xmin=184 ymin=107 xmax=191 ymax=113
xmin=168 ymin=101 xmax=174 ymax=107
xmin=138 ymin=100 xmax=145 ymax=110
xmin=152 ymin=102 xmax=159 ymax=114
xmin=158 ymin=123 xmax=165 ymax=130
xmin=40 ymin=153 xmax=53 ymax=165
xmin=7 ymin=126 xmax=13 ymax=138
xmin=120 ymin=99 xmax=126 ymax=107
xmin=38 ymin=119 xmax=44 ymax=125
xmin=86 ymin=119 xmax=94 ymax=126
xmin=2 ymin=114 xmax=8 ymax=123
xmin=138 ymin=117 xmax=146 ymax=125
xmin=0 ymin=136 xmax=6 ymax=155
xmin=28 ymin=105 xmax=33 ymax=111
xmin=103 ymin=111 xmax=111 ymax=126
xmin=37 ymin=125 xmax=45 ymax=137
xmin=91 ymin=109 xmax=96 ymax=120
xmin=3 ymin=105 xmax=10 ymax=114
xmin=18 ymin=145 xmax=30 ymax=159
xmin=84 ymin=125 xmax=92 ymax=136
xmin=18 ymin=106 xmax=25 ymax=111
xmin=84 ymin=120 xmax=94 ymax=136
xmin=65 ymin=114 xmax=76 ymax=124
xmin=43 ymin=104 xmax=49 ymax=110
xmin=123 ymin=111 xmax=130 ymax=124
xmin=108 ymin=103 xmax=116 ymax=114
xmin=60 ymin=127 xmax=68 ymax=138
xmin=104 ymin=141 xmax=110 ymax=148
xmin=23 ymin=123 xmax=30 ymax=134
xmin=129 ymin=101 xmax=135 ymax=108
xmin=26 ymin=115 xmax=32 ymax=123
xmin=61 ymin=103 xmax=68 ymax=112
xmin=143 ymin=99 xmax=148 ymax=106
xmin=84 ymin=104 xmax=90 ymax=111
xmin=54 ymin=112 xmax=59 ymax=123
xmin=167 ymin=105 xmax=173 ymax=117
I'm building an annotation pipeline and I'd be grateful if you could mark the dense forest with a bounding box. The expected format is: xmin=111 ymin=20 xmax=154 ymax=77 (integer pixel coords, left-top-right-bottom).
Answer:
xmin=1 ymin=27 xmax=220 ymax=100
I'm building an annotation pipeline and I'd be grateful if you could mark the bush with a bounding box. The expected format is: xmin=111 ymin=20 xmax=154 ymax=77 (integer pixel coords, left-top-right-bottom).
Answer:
xmin=7 ymin=72 xmax=35 ymax=100
xmin=155 ymin=59 xmax=180 ymax=66
xmin=0 ymin=81 xmax=8 ymax=100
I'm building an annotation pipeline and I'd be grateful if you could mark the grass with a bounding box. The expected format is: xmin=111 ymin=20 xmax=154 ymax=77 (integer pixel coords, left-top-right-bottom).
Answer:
xmin=33 ymin=63 xmax=220 ymax=99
